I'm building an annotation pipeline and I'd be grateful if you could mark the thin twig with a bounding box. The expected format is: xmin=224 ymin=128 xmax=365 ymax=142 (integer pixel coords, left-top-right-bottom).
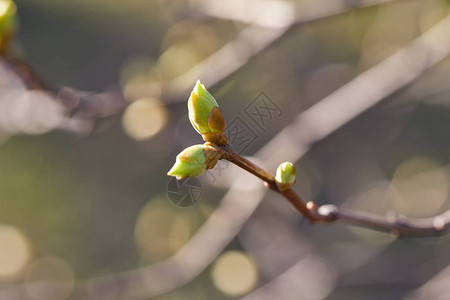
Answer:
xmin=220 ymin=142 xmax=450 ymax=237
xmin=221 ymin=144 xmax=275 ymax=184
xmin=317 ymin=205 xmax=450 ymax=237
xmin=221 ymin=144 xmax=330 ymax=222
xmin=1 ymin=56 xmax=127 ymax=117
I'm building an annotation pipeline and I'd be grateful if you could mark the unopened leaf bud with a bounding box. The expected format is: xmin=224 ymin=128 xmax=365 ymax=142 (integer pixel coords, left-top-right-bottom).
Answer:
xmin=275 ymin=162 xmax=296 ymax=191
xmin=188 ymin=80 xmax=227 ymax=144
xmin=167 ymin=143 xmax=224 ymax=180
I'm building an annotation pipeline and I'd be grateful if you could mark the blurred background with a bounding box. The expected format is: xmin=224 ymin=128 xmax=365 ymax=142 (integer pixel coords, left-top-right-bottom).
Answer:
xmin=0 ymin=0 xmax=450 ymax=299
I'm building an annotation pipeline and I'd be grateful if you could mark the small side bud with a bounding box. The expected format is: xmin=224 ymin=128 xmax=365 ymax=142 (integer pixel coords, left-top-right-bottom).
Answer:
xmin=167 ymin=143 xmax=224 ymax=180
xmin=275 ymin=162 xmax=296 ymax=192
xmin=188 ymin=80 xmax=227 ymax=144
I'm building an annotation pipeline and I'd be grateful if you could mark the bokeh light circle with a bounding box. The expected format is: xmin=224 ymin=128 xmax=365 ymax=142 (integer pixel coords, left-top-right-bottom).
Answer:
xmin=122 ymin=97 xmax=167 ymax=141
xmin=391 ymin=156 xmax=448 ymax=218
xmin=0 ymin=224 xmax=31 ymax=280
xmin=134 ymin=198 xmax=194 ymax=262
xmin=211 ymin=251 xmax=259 ymax=297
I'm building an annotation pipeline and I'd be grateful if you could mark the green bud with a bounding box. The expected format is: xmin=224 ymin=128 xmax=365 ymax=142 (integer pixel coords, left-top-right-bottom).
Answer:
xmin=188 ymin=80 xmax=226 ymax=143
xmin=167 ymin=145 xmax=207 ymax=180
xmin=275 ymin=162 xmax=296 ymax=191
xmin=0 ymin=0 xmax=17 ymax=52
xmin=167 ymin=143 xmax=224 ymax=180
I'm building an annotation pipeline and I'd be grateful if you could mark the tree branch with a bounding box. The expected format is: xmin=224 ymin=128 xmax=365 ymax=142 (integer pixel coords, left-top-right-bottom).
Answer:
xmin=220 ymin=143 xmax=450 ymax=237
xmin=318 ymin=205 xmax=450 ymax=237
xmin=221 ymin=144 xmax=331 ymax=222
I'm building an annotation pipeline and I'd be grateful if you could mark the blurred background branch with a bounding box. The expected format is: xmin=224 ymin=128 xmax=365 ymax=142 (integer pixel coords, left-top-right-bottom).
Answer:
xmin=1 ymin=0 xmax=450 ymax=299
xmin=0 ymin=0 xmax=397 ymax=140
xmin=145 ymin=0 xmax=398 ymax=104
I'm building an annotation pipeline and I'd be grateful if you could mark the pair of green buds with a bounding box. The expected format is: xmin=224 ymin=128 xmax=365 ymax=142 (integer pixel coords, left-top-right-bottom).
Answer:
xmin=167 ymin=80 xmax=296 ymax=192
xmin=167 ymin=80 xmax=227 ymax=180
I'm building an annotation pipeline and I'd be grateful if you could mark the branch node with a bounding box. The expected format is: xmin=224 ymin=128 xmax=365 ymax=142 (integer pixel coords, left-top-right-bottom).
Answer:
xmin=433 ymin=217 xmax=446 ymax=232
xmin=317 ymin=205 xmax=339 ymax=221
xmin=306 ymin=201 xmax=316 ymax=210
